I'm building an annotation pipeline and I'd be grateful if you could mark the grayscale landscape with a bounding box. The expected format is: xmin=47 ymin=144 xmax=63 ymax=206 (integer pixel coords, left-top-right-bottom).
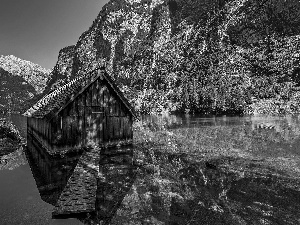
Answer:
xmin=1 ymin=0 xmax=300 ymax=224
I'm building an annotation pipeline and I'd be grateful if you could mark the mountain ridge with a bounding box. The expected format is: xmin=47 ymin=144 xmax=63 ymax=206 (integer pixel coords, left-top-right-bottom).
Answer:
xmin=0 ymin=55 xmax=51 ymax=114
xmin=0 ymin=55 xmax=51 ymax=93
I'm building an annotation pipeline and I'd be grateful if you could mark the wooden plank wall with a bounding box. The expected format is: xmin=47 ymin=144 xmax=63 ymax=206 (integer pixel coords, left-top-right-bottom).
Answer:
xmin=82 ymin=77 xmax=133 ymax=146
xmin=28 ymin=73 xmax=134 ymax=150
xmin=96 ymin=80 xmax=133 ymax=145
xmin=79 ymin=77 xmax=133 ymax=146
xmin=27 ymin=117 xmax=53 ymax=152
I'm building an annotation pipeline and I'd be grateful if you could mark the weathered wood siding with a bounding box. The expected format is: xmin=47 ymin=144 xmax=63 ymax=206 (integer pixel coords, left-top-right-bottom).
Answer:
xmin=27 ymin=117 xmax=53 ymax=151
xmin=33 ymin=74 xmax=134 ymax=150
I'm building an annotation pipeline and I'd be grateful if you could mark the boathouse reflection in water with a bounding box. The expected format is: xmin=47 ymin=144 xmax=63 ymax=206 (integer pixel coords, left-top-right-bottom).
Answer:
xmin=25 ymin=132 xmax=136 ymax=224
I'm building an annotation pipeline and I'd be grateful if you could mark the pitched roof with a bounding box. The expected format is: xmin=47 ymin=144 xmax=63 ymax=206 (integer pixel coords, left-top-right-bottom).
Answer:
xmin=24 ymin=67 xmax=136 ymax=119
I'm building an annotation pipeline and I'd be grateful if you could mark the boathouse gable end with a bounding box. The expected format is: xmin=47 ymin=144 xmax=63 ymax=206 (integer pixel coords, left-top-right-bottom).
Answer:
xmin=25 ymin=68 xmax=135 ymax=153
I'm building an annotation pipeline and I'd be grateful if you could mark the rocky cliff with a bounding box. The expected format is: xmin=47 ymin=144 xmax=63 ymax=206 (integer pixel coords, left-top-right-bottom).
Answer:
xmin=47 ymin=0 xmax=180 ymax=86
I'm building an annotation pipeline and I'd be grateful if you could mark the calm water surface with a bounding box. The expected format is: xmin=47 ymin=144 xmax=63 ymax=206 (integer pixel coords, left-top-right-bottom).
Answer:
xmin=1 ymin=114 xmax=300 ymax=224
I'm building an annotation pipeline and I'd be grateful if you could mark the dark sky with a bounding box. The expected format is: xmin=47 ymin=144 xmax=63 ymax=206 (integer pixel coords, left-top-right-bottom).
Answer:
xmin=0 ymin=0 xmax=109 ymax=69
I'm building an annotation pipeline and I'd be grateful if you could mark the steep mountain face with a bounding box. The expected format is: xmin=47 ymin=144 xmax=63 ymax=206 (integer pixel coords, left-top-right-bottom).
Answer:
xmin=72 ymin=0 xmax=171 ymax=75
xmin=48 ymin=0 xmax=223 ymax=91
xmin=69 ymin=0 xmax=229 ymax=73
xmin=48 ymin=0 xmax=300 ymax=114
xmin=60 ymin=0 xmax=246 ymax=76
xmin=0 ymin=55 xmax=51 ymax=114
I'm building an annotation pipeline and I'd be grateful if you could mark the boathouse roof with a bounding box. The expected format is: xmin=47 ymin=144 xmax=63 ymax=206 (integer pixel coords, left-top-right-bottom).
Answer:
xmin=24 ymin=66 xmax=136 ymax=119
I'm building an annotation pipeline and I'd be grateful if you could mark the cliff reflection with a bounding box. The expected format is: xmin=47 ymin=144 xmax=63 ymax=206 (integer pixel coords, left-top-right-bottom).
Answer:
xmin=25 ymin=133 xmax=137 ymax=224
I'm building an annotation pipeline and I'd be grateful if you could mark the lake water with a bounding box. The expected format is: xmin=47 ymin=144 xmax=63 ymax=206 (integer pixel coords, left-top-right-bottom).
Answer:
xmin=1 ymin=114 xmax=300 ymax=224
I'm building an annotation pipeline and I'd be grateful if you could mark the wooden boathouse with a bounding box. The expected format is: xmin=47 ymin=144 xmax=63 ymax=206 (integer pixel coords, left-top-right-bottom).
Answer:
xmin=25 ymin=65 xmax=136 ymax=153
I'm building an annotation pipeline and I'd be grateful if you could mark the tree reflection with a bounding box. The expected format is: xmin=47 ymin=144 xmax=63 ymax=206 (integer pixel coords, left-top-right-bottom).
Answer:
xmin=125 ymin=116 xmax=300 ymax=225
xmin=115 ymin=148 xmax=300 ymax=224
